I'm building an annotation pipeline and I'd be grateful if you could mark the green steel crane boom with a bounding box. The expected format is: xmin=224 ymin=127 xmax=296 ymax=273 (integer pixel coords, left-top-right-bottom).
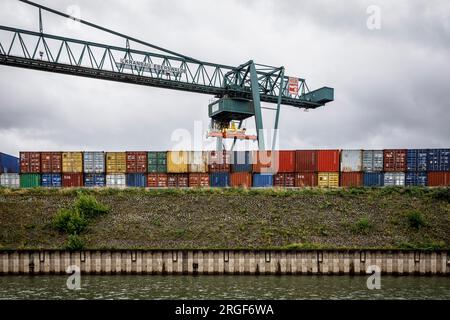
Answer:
xmin=0 ymin=0 xmax=334 ymax=150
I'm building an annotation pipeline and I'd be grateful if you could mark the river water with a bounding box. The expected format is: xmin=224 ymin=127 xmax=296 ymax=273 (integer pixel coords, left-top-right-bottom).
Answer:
xmin=0 ymin=275 xmax=449 ymax=300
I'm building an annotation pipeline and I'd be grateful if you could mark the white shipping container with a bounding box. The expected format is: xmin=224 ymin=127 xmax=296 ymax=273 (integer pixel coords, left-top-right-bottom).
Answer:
xmin=363 ymin=150 xmax=384 ymax=172
xmin=0 ymin=173 xmax=20 ymax=188
xmin=340 ymin=150 xmax=362 ymax=172
xmin=84 ymin=152 xmax=105 ymax=173
xmin=188 ymin=151 xmax=207 ymax=173
xmin=384 ymin=172 xmax=405 ymax=186
xmin=106 ymin=174 xmax=126 ymax=188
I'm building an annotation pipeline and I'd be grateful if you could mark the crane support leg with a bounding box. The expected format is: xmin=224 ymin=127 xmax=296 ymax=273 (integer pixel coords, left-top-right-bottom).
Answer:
xmin=272 ymin=67 xmax=285 ymax=150
xmin=249 ymin=61 xmax=265 ymax=151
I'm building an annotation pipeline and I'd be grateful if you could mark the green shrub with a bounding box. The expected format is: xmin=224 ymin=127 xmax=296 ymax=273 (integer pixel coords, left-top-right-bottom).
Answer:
xmin=352 ymin=217 xmax=373 ymax=234
xmin=66 ymin=234 xmax=85 ymax=250
xmin=430 ymin=188 xmax=450 ymax=203
xmin=407 ymin=210 xmax=426 ymax=229
xmin=53 ymin=209 xmax=88 ymax=234
xmin=74 ymin=194 xmax=109 ymax=219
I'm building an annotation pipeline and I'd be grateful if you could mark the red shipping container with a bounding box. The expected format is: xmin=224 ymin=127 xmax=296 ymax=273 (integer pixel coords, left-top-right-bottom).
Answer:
xmin=126 ymin=152 xmax=147 ymax=173
xmin=295 ymin=172 xmax=317 ymax=187
xmin=383 ymin=149 xmax=407 ymax=172
xmin=295 ymin=150 xmax=317 ymax=172
xmin=277 ymin=151 xmax=296 ymax=173
xmin=340 ymin=172 xmax=363 ymax=187
xmin=167 ymin=174 xmax=189 ymax=188
xmin=189 ymin=173 xmax=210 ymax=187
xmin=208 ymin=151 xmax=230 ymax=172
xmin=62 ymin=173 xmax=83 ymax=187
xmin=274 ymin=173 xmax=295 ymax=187
xmin=20 ymin=152 xmax=41 ymax=173
xmin=253 ymin=151 xmax=278 ymax=173
xmin=317 ymin=150 xmax=340 ymax=172
xmin=41 ymin=152 xmax=62 ymax=173
xmin=427 ymin=172 xmax=450 ymax=186
xmin=230 ymin=172 xmax=252 ymax=188
xmin=147 ymin=173 xmax=168 ymax=188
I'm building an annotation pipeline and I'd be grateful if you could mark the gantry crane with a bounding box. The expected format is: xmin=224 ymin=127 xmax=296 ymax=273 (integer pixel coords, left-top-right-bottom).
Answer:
xmin=0 ymin=0 xmax=334 ymax=150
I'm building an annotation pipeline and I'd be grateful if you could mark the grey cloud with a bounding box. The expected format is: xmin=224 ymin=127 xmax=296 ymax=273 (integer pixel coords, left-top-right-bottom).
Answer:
xmin=0 ymin=0 xmax=449 ymax=156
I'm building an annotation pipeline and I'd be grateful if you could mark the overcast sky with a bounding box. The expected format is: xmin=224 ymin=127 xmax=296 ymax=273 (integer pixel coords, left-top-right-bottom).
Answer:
xmin=0 ymin=0 xmax=449 ymax=155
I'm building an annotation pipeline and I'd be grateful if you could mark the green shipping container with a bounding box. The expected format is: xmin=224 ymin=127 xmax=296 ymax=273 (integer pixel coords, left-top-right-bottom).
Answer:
xmin=20 ymin=174 xmax=41 ymax=188
xmin=148 ymin=152 xmax=167 ymax=173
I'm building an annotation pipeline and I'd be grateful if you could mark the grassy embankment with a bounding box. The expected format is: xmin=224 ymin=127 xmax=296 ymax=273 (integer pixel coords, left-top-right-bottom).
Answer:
xmin=0 ymin=187 xmax=448 ymax=250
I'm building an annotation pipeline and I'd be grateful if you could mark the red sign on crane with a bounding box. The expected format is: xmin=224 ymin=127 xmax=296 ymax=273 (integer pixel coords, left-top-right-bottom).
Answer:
xmin=288 ymin=77 xmax=299 ymax=95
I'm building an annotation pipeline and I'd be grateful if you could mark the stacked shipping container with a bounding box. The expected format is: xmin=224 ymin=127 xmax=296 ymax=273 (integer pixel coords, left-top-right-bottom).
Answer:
xmin=427 ymin=149 xmax=450 ymax=186
xmin=362 ymin=150 xmax=384 ymax=187
xmin=406 ymin=149 xmax=428 ymax=186
xmin=317 ymin=150 xmax=340 ymax=188
xmin=340 ymin=150 xmax=363 ymax=187
xmin=295 ymin=150 xmax=317 ymax=187
xmin=0 ymin=152 xmax=19 ymax=188
xmin=3 ymin=148 xmax=449 ymax=189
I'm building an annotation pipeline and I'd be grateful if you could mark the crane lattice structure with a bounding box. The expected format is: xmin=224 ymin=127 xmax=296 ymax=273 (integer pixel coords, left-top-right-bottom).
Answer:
xmin=0 ymin=0 xmax=334 ymax=150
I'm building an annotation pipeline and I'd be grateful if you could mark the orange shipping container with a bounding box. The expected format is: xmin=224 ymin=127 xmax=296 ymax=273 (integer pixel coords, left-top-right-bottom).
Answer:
xmin=189 ymin=173 xmax=209 ymax=187
xmin=252 ymin=151 xmax=278 ymax=173
xmin=277 ymin=151 xmax=296 ymax=173
xmin=384 ymin=149 xmax=407 ymax=172
xmin=41 ymin=152 xmax=62 ymax=173
xmin=20 ymin=152 xmax=41 ymax=173
xmin=274 ymin=173 xmax=295 ymax=187
xmin=317 ymin=150 xmax=340 ymax=172
xmin=295 ymin=172 xmax=317 ymax=187
xmin=427 ymin=172 xmax=450 ymax=186
xmin=167 ymin=174 xmax=189 ymax=188
xmin=230 ymin=172 xmax=252 ymax=188
xmin=295 ymin=150 xmax=317 ymax=172
xmin=208 ymin=151 xmax=230 ymax=172
xmin=126 ymin=152 xmax=147 ymax=173
xmin=62 ymin=173 xmax=83 ymax=187
xmin=340 ymin=172 xmax=363 ymax=187
xmin=147 ymin=173 xmax=168 ymax=188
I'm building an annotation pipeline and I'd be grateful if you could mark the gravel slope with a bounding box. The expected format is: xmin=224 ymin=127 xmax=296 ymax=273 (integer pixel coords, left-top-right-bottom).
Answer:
xmin=0 ymin=187 xmax=448 ymax=249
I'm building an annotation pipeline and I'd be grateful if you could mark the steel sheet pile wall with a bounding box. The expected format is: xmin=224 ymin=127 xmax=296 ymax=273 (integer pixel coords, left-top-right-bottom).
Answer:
xmin=4 ymin=148 xmax=449 ymax=189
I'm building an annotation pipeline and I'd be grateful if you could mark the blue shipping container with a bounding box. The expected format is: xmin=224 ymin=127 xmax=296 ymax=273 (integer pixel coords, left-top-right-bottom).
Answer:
xmin=84 ymin=173 xmax=106 ymax=187
xmin=427 ymin=149 xmax=450 ymax=171
xmin=0 ymin=152 xmax=19 ymax=173
xmin=407 ymin=149 xmax=428 ymax=172
xmin=210 ymin=173 xmax=229 ymax=187
xmin=253 ymin=174 xmax=273 ymax=188
xmin=405 ymin=172 xmax=427 ymax=186
xmin=41 ymin=174 xmax=62 ymax=187
xmin=363 ymin=173 xmax=384 ymax=187
xmin=231 ymin=151 xmax=253 ymax=172
xmin=126 ymin=173 xmax=147 ymax=187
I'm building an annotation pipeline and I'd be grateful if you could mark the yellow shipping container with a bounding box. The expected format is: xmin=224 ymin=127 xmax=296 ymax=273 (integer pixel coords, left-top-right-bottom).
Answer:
xmin=318 ymin=172 xmax=340 ymax=188
xmin=62 ymin=152 xmax=83 ymax=173
xmin=106 ymin=152 xmax=126 ymax=173
xmin=167 ymin=151 xmax=189 ymax=173
xmin=188 ymin=151 xmax=208 ymax=173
